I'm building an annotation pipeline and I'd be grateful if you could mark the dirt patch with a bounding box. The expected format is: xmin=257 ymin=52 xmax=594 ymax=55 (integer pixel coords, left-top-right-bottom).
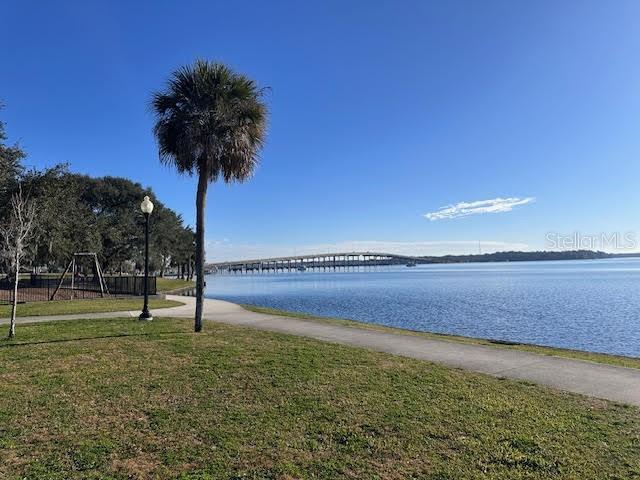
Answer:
xmin=111 ymin=452 xmax=160 ymax=478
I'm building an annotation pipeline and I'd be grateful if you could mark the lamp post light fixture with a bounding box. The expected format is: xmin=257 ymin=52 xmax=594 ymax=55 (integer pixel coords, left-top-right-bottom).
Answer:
xmin=139 ymin=195 xmax=154 ymax=321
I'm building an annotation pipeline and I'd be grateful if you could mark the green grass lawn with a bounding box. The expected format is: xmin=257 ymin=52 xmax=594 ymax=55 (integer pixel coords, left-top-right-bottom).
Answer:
xmin=0 ymin=318 xmax=638 ymax=479
xmin=0 ymin=298 xmax=182 ymax=318
xmin=155 ymin=277 xmax=195 ymax=292
xmin=243 ymin=305 xmax=640 ymax=370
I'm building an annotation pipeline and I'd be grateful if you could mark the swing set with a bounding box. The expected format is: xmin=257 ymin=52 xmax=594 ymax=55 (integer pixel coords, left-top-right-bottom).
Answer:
xmin=49 ymin=253 xmax=111 ymax=301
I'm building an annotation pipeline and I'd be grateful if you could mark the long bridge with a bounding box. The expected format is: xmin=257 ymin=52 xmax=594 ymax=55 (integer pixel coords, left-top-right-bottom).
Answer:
xmin=206 ymin=252 xmax=424 ymax=274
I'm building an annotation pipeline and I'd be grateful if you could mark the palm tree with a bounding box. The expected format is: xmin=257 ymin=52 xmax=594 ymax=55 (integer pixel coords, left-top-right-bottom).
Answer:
xmin=150 ymin=60 xmax=268 ymax=332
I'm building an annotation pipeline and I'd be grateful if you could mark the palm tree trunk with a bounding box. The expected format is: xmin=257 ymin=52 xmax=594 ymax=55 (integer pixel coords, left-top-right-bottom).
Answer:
xmin=194 ymin=173 xmax=208 ymax=332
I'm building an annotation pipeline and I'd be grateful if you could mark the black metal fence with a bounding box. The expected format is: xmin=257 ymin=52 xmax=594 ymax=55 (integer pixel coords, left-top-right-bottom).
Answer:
xmin=104 ymin=276 xmax=156 ymax=296
xmin=0 ymin=274 xmax=156 ymax=304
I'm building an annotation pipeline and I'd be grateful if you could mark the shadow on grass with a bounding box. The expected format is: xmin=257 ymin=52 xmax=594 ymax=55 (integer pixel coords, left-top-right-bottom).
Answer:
xmin=0 ymin=331 xmax=191 ymax=348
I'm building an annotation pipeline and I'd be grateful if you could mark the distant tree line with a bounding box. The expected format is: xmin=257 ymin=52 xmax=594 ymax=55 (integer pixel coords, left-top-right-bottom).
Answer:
xmin=419 ymin=250 xmax=612 ymax=264
xmin=0 ymin=105 xmax=194 ymax=278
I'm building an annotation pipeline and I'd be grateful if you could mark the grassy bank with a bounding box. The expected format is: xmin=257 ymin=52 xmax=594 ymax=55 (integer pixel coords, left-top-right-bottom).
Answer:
xmin=156 ymin=277 xmax=195 ymax=292
xmin=0 ymin=317 xmax=639 ymax=479
xmin=242 ymin=305 xmax=640 ymax=370
xmin=0 ymin=298 xmax=182 ymax=318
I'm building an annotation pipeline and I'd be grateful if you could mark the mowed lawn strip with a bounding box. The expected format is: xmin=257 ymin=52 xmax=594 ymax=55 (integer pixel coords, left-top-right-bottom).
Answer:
xmin=0 ymin=317 xmax=638 ymax=479
xmin=156 ymin=277 xmax=195 ymax=292
xmin=243 ymin=304 xmax=640 ymax=370
xmin=0 ymin=298 xmax=182 ymax=318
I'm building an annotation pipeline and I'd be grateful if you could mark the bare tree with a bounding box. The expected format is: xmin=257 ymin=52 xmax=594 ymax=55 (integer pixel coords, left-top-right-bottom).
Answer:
xmin=0 ymin=188 xmax=36 ymax=338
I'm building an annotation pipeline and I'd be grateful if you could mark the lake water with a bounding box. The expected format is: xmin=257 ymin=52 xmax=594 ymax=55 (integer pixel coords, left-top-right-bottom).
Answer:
xmin=204 ymin=258 xmax=640 ymax=357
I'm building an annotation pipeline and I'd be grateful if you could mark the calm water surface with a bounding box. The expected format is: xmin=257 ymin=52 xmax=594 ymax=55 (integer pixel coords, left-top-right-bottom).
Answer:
xmin=204 ymin=258 xmax=640 ymax=357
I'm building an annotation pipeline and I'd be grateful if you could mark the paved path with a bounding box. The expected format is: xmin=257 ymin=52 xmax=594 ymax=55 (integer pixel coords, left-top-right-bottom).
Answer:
xmin=4 ymin=295 xmax=640 ymax=406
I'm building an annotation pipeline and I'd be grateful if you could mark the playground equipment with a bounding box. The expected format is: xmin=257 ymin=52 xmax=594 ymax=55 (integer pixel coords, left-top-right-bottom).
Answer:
xmin=50 ymin=253 xmax=110 ymax=300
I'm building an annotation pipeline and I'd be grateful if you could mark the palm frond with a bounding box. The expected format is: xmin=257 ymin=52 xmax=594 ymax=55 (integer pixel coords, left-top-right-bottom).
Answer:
xmin=150 ymin=60 xmax=268 ymax=183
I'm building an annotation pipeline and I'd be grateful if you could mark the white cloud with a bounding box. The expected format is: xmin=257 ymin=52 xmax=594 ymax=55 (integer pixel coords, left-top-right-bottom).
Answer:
xmin=424 ymin=197 xmax=535 ymax=221
xmin=205 ymin=239 xmax=530 ymax=262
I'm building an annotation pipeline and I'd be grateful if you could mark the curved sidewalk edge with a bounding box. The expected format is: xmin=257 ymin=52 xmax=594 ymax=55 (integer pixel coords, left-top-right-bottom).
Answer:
xmin=2 ymin=294 xmax=640 ymax=407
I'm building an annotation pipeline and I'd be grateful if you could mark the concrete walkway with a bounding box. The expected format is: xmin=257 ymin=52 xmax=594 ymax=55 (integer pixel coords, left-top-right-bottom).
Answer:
xmin=4 ymin=295 xmax=640 ymax=406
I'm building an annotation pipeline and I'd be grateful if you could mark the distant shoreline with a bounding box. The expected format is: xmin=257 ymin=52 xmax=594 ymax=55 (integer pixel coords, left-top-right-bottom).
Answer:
xmin=417 ymin=249 xmax=640 ymax=264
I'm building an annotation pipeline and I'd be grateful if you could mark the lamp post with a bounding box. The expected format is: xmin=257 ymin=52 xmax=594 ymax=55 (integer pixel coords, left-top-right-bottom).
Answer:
xmin=139 ymin=195 xmax=154 ymax=320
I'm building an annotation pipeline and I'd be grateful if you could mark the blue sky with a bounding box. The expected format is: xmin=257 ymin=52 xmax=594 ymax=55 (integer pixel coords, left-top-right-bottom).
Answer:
xmin=2 ymin=1 xmax=640 ymax=260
